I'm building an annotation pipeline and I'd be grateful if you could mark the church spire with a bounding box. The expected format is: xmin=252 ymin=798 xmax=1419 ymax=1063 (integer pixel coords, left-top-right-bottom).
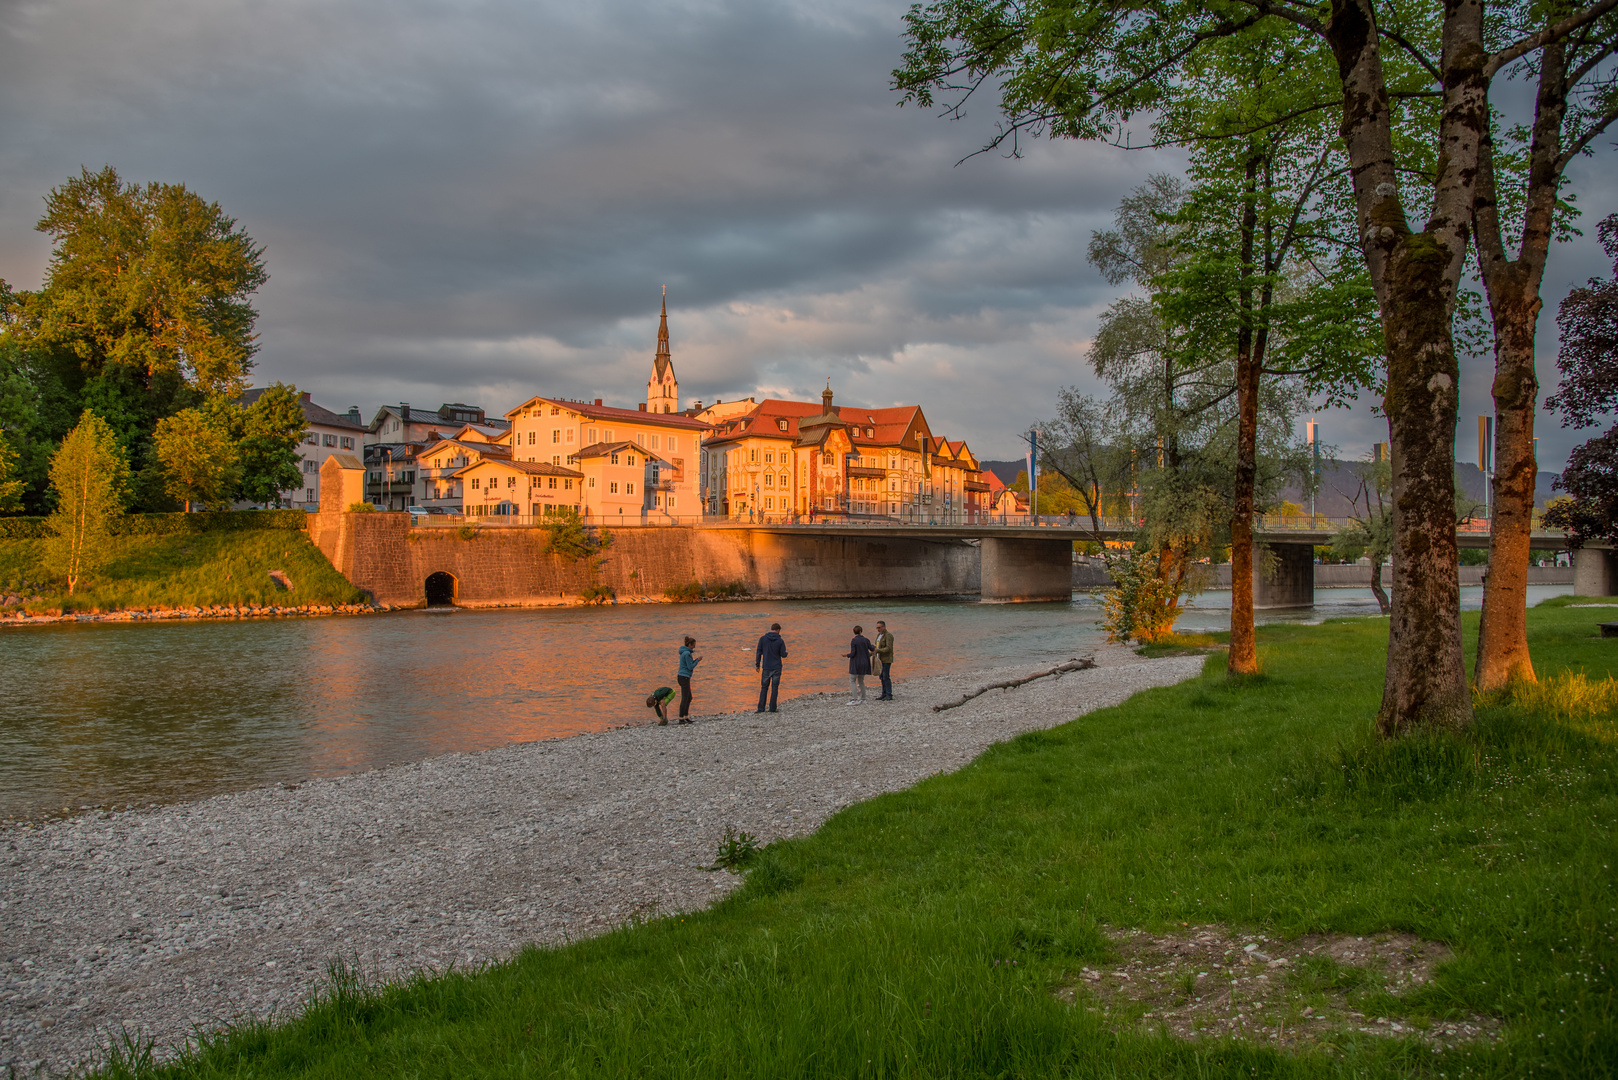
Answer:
xmin=647 ymin=286 xmax=678 ymax=412
xmin=653 ymin=285 xmax=672 ymax=380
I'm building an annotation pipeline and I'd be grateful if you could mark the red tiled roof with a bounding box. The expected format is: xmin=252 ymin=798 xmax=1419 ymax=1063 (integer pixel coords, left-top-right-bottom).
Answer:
xmin=704 ymin=399 xmax=928 ymax=449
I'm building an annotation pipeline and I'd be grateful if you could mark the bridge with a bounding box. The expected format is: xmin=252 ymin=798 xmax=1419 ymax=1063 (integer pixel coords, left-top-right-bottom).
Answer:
xmin=687 ymin=517 xmax=1603 ymax=605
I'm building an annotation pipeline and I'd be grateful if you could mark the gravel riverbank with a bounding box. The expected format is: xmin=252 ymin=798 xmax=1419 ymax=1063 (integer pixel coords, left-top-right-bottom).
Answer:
xmin=1 ymin=648 xmax=1205 ymax=1076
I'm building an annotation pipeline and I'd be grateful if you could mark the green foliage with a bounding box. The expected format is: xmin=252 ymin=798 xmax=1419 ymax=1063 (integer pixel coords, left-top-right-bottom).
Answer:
xmin=43 ymin=410 xmax=130 ymax=595
xmin=1097 ymin=545 xmax=1186 ymax=644
xmin=89 ymin=607 xmax=1618 ymax=1078
xmin=0 ymin=431 xmax=22 ymax=511
xmin=0 ymin=527 xmax=359 ymax=612
xmin=152 ymin=407 xmax=239 ymax=511
xmin=351 ymin=503 xmax=379 ymax=513
xmin=578 ymin=583 xmax=615 ymax=605
xmin=664 ymin=580 xmax=751 ymax=602
xmin=708 ymin=827 xmax=761 ymax=874
xmin=542 ymin=506 xmax=609 ymax=560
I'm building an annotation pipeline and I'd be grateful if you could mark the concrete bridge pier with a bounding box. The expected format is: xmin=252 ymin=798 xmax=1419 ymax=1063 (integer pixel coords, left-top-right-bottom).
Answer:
xmin=980 ymin=537 xmax=1075 ymax=602
xmin=1254 ymin=542 xmax=1315 ymax=609
xmin=1573 ymin=547 xmax=1615 ymax=596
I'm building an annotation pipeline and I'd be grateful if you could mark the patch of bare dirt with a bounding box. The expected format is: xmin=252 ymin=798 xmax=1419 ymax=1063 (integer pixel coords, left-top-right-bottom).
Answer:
xmin=1055 ymin=925 xmax=1500 ymax=1050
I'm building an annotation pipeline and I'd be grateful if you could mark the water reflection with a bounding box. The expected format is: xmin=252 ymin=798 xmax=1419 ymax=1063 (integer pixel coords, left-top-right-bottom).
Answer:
xmin=0 ymin=584 xmax=1570 ymax=818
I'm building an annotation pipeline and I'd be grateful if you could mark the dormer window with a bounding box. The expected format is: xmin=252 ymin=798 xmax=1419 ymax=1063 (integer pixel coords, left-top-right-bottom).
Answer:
xmin=777 ymin=418 xmax=788 ymax=431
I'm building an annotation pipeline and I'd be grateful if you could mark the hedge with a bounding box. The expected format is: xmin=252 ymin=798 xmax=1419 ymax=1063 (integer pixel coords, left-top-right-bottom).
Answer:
xmin=0 ymin=509 xmax=309 ymax=539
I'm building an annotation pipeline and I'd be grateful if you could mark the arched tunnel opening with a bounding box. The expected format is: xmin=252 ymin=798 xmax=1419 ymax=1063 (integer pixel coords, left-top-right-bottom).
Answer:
xmin=424 ymin=572 xmax=458 ymax=607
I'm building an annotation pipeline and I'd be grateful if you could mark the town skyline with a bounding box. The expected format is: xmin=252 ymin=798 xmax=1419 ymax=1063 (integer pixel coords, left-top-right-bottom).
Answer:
xmin=3 ymin=0 xmax=1614 ymax=468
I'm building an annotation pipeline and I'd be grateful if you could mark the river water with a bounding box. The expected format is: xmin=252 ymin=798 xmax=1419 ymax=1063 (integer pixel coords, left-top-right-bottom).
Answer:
xmin=0 ymin=584 xmax=1569 ymax=819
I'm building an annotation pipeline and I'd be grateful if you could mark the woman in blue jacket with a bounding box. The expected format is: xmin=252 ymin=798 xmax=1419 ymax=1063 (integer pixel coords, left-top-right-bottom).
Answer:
xmin=676 ymin=636 xmax=702 ymax=723
xmin=844 ymin=625 xmax=874 ymax=705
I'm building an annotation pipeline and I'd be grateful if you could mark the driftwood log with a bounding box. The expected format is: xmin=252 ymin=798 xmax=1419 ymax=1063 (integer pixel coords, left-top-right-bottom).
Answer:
xmin=931 ymin=656 xmax=1097 ymax=712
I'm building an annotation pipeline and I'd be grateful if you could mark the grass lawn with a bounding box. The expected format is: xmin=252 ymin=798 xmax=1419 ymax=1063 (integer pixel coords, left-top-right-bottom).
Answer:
xmin=106 ymin=602 xmax=1617 ymax=1079
xmin=0 ymin=530 xmax=363 ymax=613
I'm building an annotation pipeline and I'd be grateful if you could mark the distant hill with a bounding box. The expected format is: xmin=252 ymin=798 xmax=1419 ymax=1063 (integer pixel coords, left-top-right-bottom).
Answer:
xmin=979 ymin=457 xmax=1560 ymax=513
xmin=979 ymin=460 xmax=1025 ymax=486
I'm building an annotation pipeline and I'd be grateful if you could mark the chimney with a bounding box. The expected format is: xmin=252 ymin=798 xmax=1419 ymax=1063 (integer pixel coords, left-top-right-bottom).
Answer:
xmin=400 ymin=403 xmax=411 ymax=422
xmin=692 ymin=400 xmax=703 ymax=411
xmin=594 ymin=398 xmax=603 ymax=406
xmin=639 ymin=402 xmax=647 ymax=411
xmin=347 ymin=407 xmax=361 ymax=423
xmin=300 ymin=391 xmax=311 ymax=402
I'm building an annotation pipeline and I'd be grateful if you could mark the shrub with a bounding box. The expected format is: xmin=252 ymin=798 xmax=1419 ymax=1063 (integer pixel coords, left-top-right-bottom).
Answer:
xmin=579 ymin=583 xmax=615 ymax=604
xmin=347 ymin=502 xmax=377 ymax=513
xmin=664 ymin=580 xmax=751 ymax=602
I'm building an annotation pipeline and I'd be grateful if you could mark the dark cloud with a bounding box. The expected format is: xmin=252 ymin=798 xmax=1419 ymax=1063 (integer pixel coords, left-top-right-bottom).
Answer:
xmin=1 ymin=0 xmax=1612 ymax=464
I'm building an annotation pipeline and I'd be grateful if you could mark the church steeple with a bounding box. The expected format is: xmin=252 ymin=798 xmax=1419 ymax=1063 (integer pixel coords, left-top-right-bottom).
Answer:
xmin=647 ymin=286 xmax=678 ymax=413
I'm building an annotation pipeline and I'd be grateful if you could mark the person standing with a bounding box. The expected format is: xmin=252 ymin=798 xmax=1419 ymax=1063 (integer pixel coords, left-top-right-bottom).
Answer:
xmin=845 ymin=625 xmax=873 ymax=705
xmin=874 ymin=620 xmax=896 ymax=700
xmin=676 ymin=636 xmax=702 ymax=723
xmin=754 ymin=622 xmax=788 ymax=713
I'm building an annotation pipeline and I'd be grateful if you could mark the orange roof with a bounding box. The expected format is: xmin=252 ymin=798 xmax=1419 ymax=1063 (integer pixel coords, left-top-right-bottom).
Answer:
xmin=453 ymin=458 xmax=582 ymax=479
xmin=509 ymin=396 xmax=712 ymax=431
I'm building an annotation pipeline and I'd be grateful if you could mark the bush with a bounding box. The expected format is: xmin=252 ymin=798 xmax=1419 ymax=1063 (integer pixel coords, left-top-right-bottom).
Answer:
xmin=347 ymin=503 xmax=377 ymax=513
xmin=0 ymin=510 xmax=305 ymax=540
xmin=664 ymin=580 xmax=751 ymax=602
xmin=579 ymin=583 xmax=615 ymax=605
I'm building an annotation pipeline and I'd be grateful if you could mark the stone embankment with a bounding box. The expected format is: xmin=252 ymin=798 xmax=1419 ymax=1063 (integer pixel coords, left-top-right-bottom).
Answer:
xmin=0 ymin=602 xmax=396 ymax=627
xmin=0 ymin=648 xmax=1205 ymax=1075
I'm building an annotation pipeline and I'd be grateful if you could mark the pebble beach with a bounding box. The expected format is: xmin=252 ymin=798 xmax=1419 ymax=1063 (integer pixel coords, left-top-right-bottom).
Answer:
xmin=0 ymin=648 xmax=1205 ymax=1076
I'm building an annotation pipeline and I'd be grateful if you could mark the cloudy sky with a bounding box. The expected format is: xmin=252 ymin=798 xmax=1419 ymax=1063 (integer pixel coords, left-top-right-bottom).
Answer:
xmin=0 ymin=0 xmax=1612 ymax=466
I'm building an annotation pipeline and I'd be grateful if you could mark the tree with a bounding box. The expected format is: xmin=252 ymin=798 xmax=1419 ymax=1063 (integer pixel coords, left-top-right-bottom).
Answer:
xmin=1331 ymin=455 xmax=1394 ymax=613
xmin=1151 ymin=35 xmax=1382 ymax=675
xmin=43 ymin=411 xmax=130 ymax=595
xmin=153 ymin=408 xmax=239 ymax=511
xmin=895 ymin=0 xmax=1617 ymax=736
xmin=219 ymin=384 xmax=306 ymax=505
xmin=1472 ymin=9 xmax=1618 ymax=691
xmin=1542 ymin=212 xmax=1618 ymax=547
xmin=6 ymin=167 xmax=268 ymax=511
xmin=0 ymin=435 xmax=22 ymax=512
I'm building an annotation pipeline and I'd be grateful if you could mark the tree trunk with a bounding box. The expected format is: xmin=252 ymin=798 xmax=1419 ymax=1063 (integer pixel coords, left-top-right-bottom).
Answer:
xmin=1377 ymin=252 xmax=1473 ymax=735
xmin=1471 ymin=40 xmax=1568 ymax=692
xmin=1328 ymin=0 xmax=1483 ymax=736
xmin=1474 ymin=286 xmax=1541 ymax=689
xmin=1370 ymin=555 xmax=1390 ymax=614
xmin=1229 ymin=155 xmax=1262 ymax=676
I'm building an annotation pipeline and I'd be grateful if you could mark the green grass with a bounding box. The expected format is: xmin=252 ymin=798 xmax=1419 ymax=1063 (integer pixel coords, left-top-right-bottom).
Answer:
xmin=0 ymin=530 xmax=363 ymax=612
xmin=101 ymin=603 xmax=1617 ymax=1079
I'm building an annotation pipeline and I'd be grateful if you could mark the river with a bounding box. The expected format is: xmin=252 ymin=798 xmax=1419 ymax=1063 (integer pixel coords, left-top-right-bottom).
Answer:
xmin=0 ymin=584 xmax=1570 ymax=819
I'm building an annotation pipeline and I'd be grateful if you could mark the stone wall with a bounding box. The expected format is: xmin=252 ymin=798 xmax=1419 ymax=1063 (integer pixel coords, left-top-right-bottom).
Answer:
xmin=308 ymin=515 xmax=981 ymax=606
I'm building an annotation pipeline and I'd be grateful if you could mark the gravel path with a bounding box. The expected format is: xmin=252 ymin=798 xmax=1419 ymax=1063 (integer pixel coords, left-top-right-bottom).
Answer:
xmin=1 ymin=648 xmax=1204 ymax=1076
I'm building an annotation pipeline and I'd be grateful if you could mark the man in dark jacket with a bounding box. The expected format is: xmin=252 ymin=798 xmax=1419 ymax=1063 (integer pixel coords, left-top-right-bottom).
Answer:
xmin=755 ymin=622 xmax=789 ymax=713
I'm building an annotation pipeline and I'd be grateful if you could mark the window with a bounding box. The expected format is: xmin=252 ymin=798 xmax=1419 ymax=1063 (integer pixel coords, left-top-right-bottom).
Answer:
xmin=750 ymin=448 xmax=759 ymax=462
xmin=668 ymin=436 xmax=678 ymax=452
xmin=765 ymin=451 xmax=774 ymax=463
xmin=824 ymin=452 xmax=834 ymax=465
xmin=548 ymin=477 xmax=557 ymax=489
xmin=626 ymin=482 xmax=635 ymax=494
xmin=627 ymin=454 xmax=637 ymax=466
xmin=610 ymin=452 xmax=619 ymax=464
xmin=777 ymin=418 xmax=788 ymax=432
xmin=323 ymin=434 xmax=337 ymax=447
xmin=667 ymin=494 xmax=675 ymax=509
xmin=587 ymin=428 xmax=597 ymax=443
xmin=305 ymin=433 xmax=319 ymax=445
xmin=764 ymin=473 xmax=773 ymax=487
xmin=433 ymin=458 xmax=440 ymax=468
xmin=341 ymin=437 xmax=355 ymax=449
xmin=765 ymin=497 xmax=773 ymax=509
xmin=565 ymin=479 xmax=573 ymax=490
xmin=552 ymin=455 xmax=560 ymax=465
xmin=604 ymin=430 xmax=613 ymax=442
xmin=589 ymin=477 xmax=596 ymax=489
xmin=779 ymin=473 xmax=788 ymax=488
xmin=610 ymin=481 xmax=619 ymax=494
xmin=650 ymin=434 xmax=660 ymax=450
xmin=551 ymin=429 xmax=560 ymax=443
xmin=471 ymin=477 xmax=481 ymax=489
xmin=303 ymin=459 xmax=316 ymax=474
xmin=507 ymin=476 xmax=516 ymax=488
xmin=636 ymin=433 xmax=645 ymax=446
xmin=528 ymin=431 xmax=536 ymax=445
xmin=550 ymin=406 xmax=559 ymax=416
xmin=566 ymin=429 xmax=575 ymax=444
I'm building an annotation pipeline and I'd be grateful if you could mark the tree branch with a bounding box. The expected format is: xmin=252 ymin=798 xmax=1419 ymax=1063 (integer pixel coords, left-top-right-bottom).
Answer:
xmin=1488 ymin=0 xmax=1618 ymax=77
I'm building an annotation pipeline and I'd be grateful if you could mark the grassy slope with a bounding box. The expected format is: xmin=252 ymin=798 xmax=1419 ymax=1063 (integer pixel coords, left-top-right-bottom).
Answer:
xmin=0 ymin=531 xmax=363 ymax=612
xmin=112 ymin=604 xmax=1617 ymax=1079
